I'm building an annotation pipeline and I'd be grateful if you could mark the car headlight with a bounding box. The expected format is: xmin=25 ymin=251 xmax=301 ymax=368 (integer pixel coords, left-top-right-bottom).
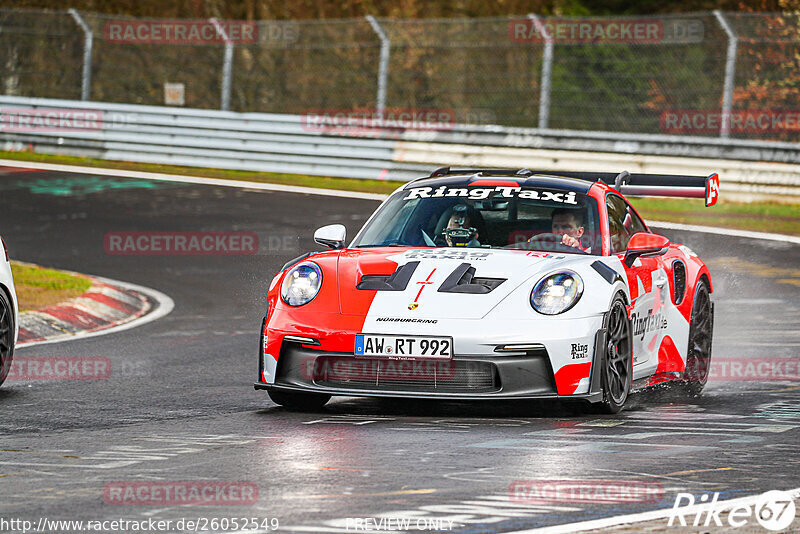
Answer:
xmin=531 ymin=271 xmax=583 ymax=315
xmin=281 ymin=261 xmax=322 ymax=306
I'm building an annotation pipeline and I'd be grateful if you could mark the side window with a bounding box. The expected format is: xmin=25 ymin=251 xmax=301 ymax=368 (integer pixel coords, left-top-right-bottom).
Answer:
xmin=607 ymin=195 xmax=648 ymax=253
xmin=623 ymin=202 xmax=648 ymax=237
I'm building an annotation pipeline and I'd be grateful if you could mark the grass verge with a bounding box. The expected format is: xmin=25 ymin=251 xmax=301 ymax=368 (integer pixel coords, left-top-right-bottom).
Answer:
xmin=10 ymin=261 xmax=92 ymax=312
xmin=2 ymin=150 xmax=799 ymax=235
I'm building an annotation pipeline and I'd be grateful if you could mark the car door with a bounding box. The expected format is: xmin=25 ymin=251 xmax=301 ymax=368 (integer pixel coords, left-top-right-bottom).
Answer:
xmin=606 ymin=194 xmax=669 ymax=378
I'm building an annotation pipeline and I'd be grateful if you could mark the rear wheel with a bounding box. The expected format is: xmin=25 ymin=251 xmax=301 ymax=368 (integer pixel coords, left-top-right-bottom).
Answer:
xmin=684 ymin=280 xmax=713 ymax=396
xmin=598 ymin=297 xmax=632 ymax=414
xmin=267 ymin=389 xmax=330 ymax=411
xmin=0 ymin=290 xmax=14 ymax=387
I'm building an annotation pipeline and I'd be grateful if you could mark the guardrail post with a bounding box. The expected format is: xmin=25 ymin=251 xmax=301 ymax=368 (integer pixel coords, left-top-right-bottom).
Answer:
xmin=210 ymin=18 xmax=233 ymax=111
xmin=528 ymin=14 xmax=553 ymax=130
xmin=365 ymin=15 xmax=390 ymax=119
xmin=713 ymin=10 xmax=738 ymax=139
xmin=68 ymin=9 xmax=93 ymax=101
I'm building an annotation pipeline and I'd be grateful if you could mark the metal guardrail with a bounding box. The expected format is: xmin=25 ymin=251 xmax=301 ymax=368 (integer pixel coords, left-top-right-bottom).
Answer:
xmin=1 ymin=96 xmax=799 ymax=198
xmin=0 ymin=96 xmax=430 ymax=180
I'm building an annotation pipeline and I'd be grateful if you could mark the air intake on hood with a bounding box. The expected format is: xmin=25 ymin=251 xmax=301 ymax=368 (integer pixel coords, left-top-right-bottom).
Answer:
xmin=438 ymin=263 xmax=505 ymax=294
xmin=357 ymin=261 xmax=419 ymax=291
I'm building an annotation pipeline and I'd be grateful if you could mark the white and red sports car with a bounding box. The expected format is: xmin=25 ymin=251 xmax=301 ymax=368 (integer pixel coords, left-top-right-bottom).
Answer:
xmin=256 ymin=168 xmax=719 ymax=413
xmin=0 ymin=235 xmax=18 ymax=387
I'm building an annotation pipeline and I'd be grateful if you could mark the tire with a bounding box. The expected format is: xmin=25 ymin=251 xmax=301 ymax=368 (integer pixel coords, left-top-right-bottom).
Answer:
xmin=0 ymin=290 xmax=14 ymax=387
xmin=683 ymin=279 xmax=713 ymax=396
xmin=267 ymin=389 xmax=330 ymax=411
xmin=597 ymin=296 xmax=633 ymax=414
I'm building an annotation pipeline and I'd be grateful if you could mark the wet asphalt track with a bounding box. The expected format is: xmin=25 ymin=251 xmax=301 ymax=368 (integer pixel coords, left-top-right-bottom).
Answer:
xmin=0 ymin=167 xmax=799 ymax=533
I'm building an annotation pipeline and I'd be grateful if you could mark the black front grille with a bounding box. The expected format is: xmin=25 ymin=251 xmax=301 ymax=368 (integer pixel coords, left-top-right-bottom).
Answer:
xmin=311 ymin=356 xmax=499 ymax=393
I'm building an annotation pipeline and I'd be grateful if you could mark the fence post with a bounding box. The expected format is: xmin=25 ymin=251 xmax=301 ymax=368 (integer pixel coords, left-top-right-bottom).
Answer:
xmin=713 ymin=10 xmax=738 ymax=139
xmin=528 ymin=14 xmax=553 ymax=130
xmin=210 ymin=18 xmax=234 ymax=111
xmin=68 ymin=9 xmax=93 ymax=101
xmin=365 ymin=15 xmax=390 ymax=119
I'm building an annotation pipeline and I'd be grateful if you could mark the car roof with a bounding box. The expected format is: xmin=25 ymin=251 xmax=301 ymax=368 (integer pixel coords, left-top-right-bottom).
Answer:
xmin=402 ymin=172 xmax=595 ymax=195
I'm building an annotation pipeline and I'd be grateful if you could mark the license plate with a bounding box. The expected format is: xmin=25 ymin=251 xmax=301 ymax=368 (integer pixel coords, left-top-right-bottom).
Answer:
xmin=354 ymin=334 xmax=453 ymax=360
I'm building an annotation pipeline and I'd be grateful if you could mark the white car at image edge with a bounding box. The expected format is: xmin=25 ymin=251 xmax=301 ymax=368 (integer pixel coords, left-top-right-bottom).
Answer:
xmin=0 ymin=235 xmax=19 ymax=387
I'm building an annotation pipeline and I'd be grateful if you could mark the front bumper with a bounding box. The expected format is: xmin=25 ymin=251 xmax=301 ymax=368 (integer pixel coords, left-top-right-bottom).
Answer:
xmin=255 ymin=331 xmax=608 ymax=403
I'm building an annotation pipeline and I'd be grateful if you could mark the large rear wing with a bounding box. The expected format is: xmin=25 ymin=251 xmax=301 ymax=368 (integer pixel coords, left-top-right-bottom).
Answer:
xmin=424 ymin=168 xmax=720 ymax=207
xmin=550 ymin=170 xmax=720 ymax=207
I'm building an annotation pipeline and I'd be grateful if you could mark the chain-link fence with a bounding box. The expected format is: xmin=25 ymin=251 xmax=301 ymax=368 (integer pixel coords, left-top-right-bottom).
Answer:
xmin=1 ymin=8 xmax=798 ymax=142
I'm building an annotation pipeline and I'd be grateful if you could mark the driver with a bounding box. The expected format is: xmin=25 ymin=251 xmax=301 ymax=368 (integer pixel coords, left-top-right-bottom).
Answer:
xmin=444 ymin=205 xmax=481 ymax=247
xmin=551 ymin=208 xmax=588 ymax=251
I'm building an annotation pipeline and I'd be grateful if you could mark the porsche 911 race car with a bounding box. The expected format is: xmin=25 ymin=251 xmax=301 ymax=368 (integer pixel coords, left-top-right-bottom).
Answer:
xmin=255 ymin=168 xmax=719 ymax=413
xmin=0 ymin=235 xmax=19 ymax=387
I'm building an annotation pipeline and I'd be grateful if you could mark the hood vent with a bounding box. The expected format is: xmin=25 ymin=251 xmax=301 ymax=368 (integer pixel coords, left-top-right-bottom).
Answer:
xmin=357 ymin=261 xmax=419 ymax=291
xmin=438 ymin=263 xmax=505 ymax=294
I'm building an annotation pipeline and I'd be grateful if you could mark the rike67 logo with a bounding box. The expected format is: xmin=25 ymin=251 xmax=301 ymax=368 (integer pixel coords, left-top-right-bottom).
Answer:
xmin=668 ymin=490 xmax=796 ymax=531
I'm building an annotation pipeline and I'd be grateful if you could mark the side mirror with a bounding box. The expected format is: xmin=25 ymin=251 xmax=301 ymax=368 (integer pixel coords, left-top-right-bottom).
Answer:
xmin=314 ymin=224 xmax=346 ymax=249
xmin=623 ymin=232 xmax=670 ymax=267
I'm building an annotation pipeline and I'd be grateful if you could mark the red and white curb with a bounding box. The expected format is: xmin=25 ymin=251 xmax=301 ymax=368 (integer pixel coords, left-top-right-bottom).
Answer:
xmin=17 ymin=275 xmax=174 ymax=348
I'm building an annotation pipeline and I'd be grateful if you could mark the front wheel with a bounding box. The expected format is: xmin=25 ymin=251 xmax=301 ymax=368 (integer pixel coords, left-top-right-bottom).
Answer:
xmin=598 ymin=297 xmax=632 ymax=414
xmin=267 ymin=389 xmax=331 ymax=411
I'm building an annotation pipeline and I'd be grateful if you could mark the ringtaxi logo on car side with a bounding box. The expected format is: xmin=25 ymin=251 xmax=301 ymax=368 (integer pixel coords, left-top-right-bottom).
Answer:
xmin=571 ymin=343 xmax=589 ymax=359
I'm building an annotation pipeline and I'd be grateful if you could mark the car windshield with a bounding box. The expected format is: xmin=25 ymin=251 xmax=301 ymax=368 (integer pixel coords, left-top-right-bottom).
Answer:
xmin=352 ymin=183 xmax=601 ymax=255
